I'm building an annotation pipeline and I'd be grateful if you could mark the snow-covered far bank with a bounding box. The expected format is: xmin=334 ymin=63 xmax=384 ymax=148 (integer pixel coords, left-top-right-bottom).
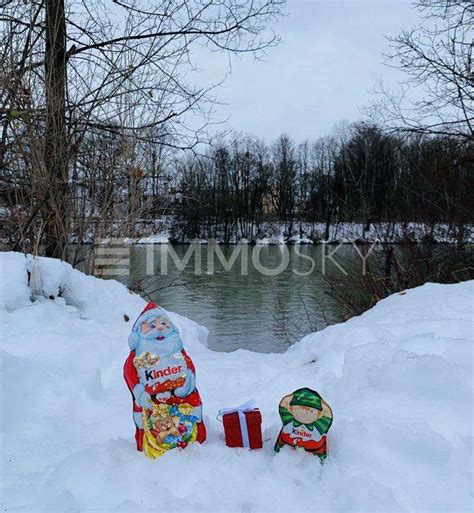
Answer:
xmin=59 ymin=217 xmax=473 ymax=246
xmin=0 ymin=251 xmax=473 ymax=513
xmin=134 ymin=220 xmax=473 ymax=245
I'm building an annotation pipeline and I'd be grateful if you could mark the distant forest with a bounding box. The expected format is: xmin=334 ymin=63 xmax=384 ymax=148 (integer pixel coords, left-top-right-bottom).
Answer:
xmin=173 ymin=124 xmax=473 ymax=242
xmin=3 ymin=120 xmax=473 ymax=249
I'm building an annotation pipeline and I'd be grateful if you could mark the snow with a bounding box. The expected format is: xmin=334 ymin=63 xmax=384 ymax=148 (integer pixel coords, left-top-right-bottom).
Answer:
xmin=136 ymin=232 xmax=171 ymax=244
xmin=1 ymin=251 xmax=473 ymax=512
xmin=133 ymin=219 xmax=473 ymax=245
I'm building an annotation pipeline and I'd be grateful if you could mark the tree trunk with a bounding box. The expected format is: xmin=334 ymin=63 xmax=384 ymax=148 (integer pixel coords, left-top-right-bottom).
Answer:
xmin=43 ymin=0 xmax=68 ymax=259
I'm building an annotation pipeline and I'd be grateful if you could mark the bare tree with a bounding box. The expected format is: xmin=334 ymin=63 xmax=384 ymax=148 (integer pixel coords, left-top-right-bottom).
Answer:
xmin=1 ymin=0 xmax=284 ymax=259
xmin=44 ymin=0 xmax=68 ymax=258
xmin=373 ymin=0 xmax=473 ymax=142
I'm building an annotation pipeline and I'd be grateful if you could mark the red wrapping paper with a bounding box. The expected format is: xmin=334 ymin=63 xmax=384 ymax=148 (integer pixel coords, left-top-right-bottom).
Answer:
xmin=222 ymin=409 xmax=263 ymax=449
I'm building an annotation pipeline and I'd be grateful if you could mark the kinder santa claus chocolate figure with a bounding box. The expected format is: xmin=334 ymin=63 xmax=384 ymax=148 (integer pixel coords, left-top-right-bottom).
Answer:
xmin=274 ymin=388 xmax=332 ymax=460
xmin=124 ymin=302 xmax=206 ymax=458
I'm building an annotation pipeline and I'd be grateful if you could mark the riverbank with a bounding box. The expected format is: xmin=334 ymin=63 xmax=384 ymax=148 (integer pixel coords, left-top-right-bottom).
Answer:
xmin=1 ymin=251 xmax=472 ymax=512
xmin=135 ymin=220 xmax=472 ymax=245
xmin=4 ymin=216 xmax=470 ymax=248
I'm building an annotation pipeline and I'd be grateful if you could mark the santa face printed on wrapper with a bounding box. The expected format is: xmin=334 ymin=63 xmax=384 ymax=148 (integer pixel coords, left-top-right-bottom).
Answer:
xmin=128 ymin=309 xmax=183 ymax=356
xmin=124 ymin=303 xmax=206 ymax=458
xmin=274 ymin=388 xmax=333 ymax=460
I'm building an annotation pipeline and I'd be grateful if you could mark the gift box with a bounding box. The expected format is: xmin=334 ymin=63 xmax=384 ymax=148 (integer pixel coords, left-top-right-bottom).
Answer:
xmin=219 ymin=401 xmax=263 ymax=449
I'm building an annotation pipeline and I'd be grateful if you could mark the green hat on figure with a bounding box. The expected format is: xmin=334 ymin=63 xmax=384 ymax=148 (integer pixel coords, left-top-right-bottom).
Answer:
xmin=290 ymin=388 xmax=322 ymax=410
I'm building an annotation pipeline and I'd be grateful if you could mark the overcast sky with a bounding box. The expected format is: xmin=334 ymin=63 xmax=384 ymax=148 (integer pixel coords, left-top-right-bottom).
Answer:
xmin=198 ymin=0 xmax=421 ymax=142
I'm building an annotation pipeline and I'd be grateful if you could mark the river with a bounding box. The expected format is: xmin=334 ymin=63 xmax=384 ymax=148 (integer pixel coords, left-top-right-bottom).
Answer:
xmin=121 ymin=244 xmax=365 ymax=353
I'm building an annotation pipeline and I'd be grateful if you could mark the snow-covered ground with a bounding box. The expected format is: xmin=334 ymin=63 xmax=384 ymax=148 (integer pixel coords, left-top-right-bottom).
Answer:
xmin=1 ymin=251 xmax=473 ymax=512
xmin=136 ymin=220 xmax=473 ymax=245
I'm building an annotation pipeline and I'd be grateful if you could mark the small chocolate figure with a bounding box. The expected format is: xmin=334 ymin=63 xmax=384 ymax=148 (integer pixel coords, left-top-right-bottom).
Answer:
xmin=274 ymin=388 xmax=333 ymax=460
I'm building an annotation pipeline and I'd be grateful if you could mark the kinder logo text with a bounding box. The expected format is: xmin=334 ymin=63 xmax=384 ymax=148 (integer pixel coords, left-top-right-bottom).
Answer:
xmin=145 ymin=365 xmax=183 ymax=381
xmin=292 ymin=428 xmax=311 ymax=438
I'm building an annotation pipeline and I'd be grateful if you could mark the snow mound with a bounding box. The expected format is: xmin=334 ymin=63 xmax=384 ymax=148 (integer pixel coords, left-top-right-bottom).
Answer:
xmin=0 ymin=251 xmax=472 ymax=512
xmin=136 ymin=232 xmax=170 ymax=244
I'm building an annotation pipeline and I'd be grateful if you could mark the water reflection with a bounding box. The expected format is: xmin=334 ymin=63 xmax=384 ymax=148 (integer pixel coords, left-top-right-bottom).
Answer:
xmin=127 ymin=244 xmax=357 ymax=353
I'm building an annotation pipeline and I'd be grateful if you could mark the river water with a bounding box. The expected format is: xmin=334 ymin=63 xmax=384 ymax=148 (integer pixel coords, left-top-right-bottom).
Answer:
xmin=123 ymin=244 xmax=364 ymax=353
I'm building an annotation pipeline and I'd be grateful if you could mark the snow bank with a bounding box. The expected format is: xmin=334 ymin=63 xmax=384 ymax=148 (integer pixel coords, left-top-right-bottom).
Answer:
xmin=136 ymin=232 xmax=171 ymax=244
xmin=133 ymin=218 xmax=473 ymax=245
xmin=1 ymin=251 xmax=472 ymax=512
